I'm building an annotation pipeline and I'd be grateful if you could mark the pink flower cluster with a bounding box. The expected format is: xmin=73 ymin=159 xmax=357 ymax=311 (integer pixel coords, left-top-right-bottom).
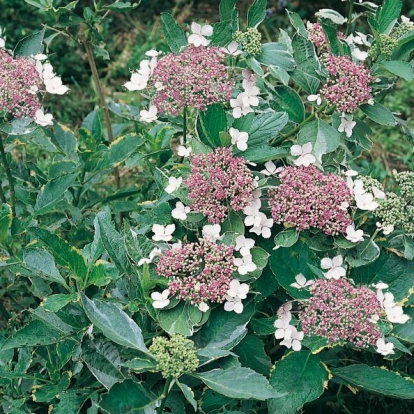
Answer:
xmin=185 ymin=147 xmax=257 ymax=223
xmin=151 ymin=45 xmax=234 ymax=115
xmin=308 ymin=23 xmax=328 ymax=50
xmin=0 ymin=49 xmax=42 ymax=119
xmin=268 ymin=165 xmax=352 ymax=236
xmin=299 ymin=278 xmax=382 ymax=348
xmin=320 ymin=55 xmax=374 ymax=113
xmin=156 ymin=239 xmax=235 ymax=305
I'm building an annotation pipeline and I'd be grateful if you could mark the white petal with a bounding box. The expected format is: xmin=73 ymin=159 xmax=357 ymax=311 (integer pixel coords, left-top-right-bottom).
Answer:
xmin=290 ymin=144 xmax=303 ymax=157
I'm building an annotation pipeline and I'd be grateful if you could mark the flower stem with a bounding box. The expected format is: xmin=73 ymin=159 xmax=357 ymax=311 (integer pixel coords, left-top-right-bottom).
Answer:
xmin=0 ymin=180 xmax=7 ymax=204
xmin=0 ymin=136 xmax=16 ymax=217
xmin=270 ymin=102 xmax=328 ymax=147
xmin=157 ymin=377 xmax=174 ymax=414
xmin=183 ymin=106 xmax=187 ymax=144
xmin=345 ymin=1 xmax=354 ymax=37
xmin=84 ymin=41 xmax=121 ymax=191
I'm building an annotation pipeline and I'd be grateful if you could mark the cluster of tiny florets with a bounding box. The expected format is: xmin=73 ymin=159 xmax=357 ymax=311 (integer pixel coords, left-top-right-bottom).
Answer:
xmin=307 ymin=23 xmax=328 ymax=51
xmin=156 ymin=238 xmax=235 ymax=305
xmin=151 ymin=45 xmax=234 ymax=115
xmin=185 ymin=147 xmax=257 ymax=223
xmin=149 ymin=334 xmax=199 ymax=378
xmin=233 ymin=27 xmax=262 ymax=56
xmin=395 ymin=171 xmax=414 ymax=199
xmin=268 ymin=165 xmax=353 ymax=236
xmin=0 ymin=49 xmax=42 ymax=119
xmin=359 ymin=176 xmax=384 ymax=194
xmin=299 ymin=278 xmax=382 ymax=348
xmin=320 ymin=55 xmax=374 ymax=113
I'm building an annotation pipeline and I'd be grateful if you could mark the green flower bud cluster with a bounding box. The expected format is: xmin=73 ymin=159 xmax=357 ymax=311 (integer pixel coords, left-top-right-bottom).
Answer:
xmin=359 ymin=176 xmax=384 ymax=194
xmin=233 ymin=28 xmax=262 ymax=56
xmin=395 ymin=171 xmax=414 ymax=200
xmin=149 ymin=334 xmax=199 ymax=378
xmin=376 ymin=193 xmax=406 ymax=228
xmin=392 ymin=22 xmax=414 ymax=41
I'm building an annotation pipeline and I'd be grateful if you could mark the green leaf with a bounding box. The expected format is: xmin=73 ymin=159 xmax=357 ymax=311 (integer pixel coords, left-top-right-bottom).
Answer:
xmin=360 ymin=102 xmax=396 ymax=126
xmin=41 ymin=294 xmax=76 ymax=312
xmin=268 ymin=351 xmax=331 ymax=413
xmin=106 ymin=133 xmax=143 ymax=166
xmin=270 ymin=85 xmax=304 ymax=123
xmin=392 ymin=308 xmax=414 ymax=343
xmin=375 ymin=0 xmax=402 ymax=34
xmin=82 ymin=340 xmax=124 ymax=390
xmin=34 ymin=172 xmax=78 ymax=215
xmin=101 ymin=1 xmax=139 ymax=11
xmin=287 ymin=11 xmax=308 ymax=37
xmin=233 ymin=335 xmax=272 ymax=375
xmin=389 ymin=234 xmax=414 ymax=260
xmin=251 ymin=315 xmax=278 ymax=336
xmin=331 ymin=364 xmax=414 ymax=399
xmin=198 ymin=104 xmax=227 ymax=148
xmin=256 ymin=43 xmax=295 ymax=71
xmin=274 ymin=228 xmax=299 ymax=249
xmin=219 ymin=0 xmax=237 ymax=22
xmin=158 ymin=302 xmax=205 ymax=336
xmin=350 ymin=251 xmax=413 ymax=302
xmin=2 ymin=320 xmax=66 ymax=350
xmin=52 ymin=123 xmax=77 ymax=155
xmin=221 ymin=210 xmax=244 ymax=235
xmin=210 ymin=20 xmax=234 ymax=47
xmin=99 ymin=380 xmax=159 ymax=413
xmin=298 ymin=119 xmax=341 ymax=160
xmin=247 ymin=0 xmax=267 ymax=28
xmin=96 ymin=209 xmax=129 ymax=274
xmin=316 ymin=9 xmax=347 ymax=25
xmin=81 ymin=293 xmax=148 ymax=352
xmin=23 ymin=0 xmax=52 ymax=11
xmin=30 ymin=306 xmax=76 ymax=334
xmin=31 ymin=371 xmax=71 ymax=403
xmin=346 ymin=238 xmax=380 ymax=267
xmin=176 ymin=381 xmax=197 ymax=412
xmin=194 ymin=302 xmax=255 ymax=350
xmin=320 ymin=19 xmax=348 ymax=56
xmin=195 ymin=367 xmax=282 ymax=400
xmin=160 ymin=13 xmax=187 ymax=54
xmin=378 ymin=61 xmax=414 ymax=81
xmin=0 ymin=204 xmax=12 ymax=242
xmin=238 ymin=145 xmax=289 ymax=163
xmin=13 ymin=28 xmax=45 ymax=56
xmin=28 ymin=227 xmax=87 ymax=281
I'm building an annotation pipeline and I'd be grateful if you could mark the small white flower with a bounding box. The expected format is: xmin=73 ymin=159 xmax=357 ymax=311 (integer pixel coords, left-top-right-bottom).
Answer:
xmin=172 ymin=201 xmax=190 ymax=220
xmin=171 ymin=240 xmax=182 ymax=250
xmin=177 ymin=145 xmax=192 ymax=157
xmin=385 ymin=305 xmax=410 ymax=324
xmin=261 ymin=160 xmax=279 ymax=176
xmin=375 ymin=338 xmax=395 ymax=356
xmin=165 ymin=176 xmax=182 ymax=194
xmin=235 ymin=235 xmax=255 ymax=257
xmin=240 ymin=82 xmax=260 ymax=107
xmin=138 ymin=247 xmax=162 ymax=266
xmin=234 ymin=254 xmax=257 ymax=275
xmin=280 ymin=326 xmax=304 ymax=351
xmin=151 ymin=289 xmax=170 ymax=309
xmin=198 ymin=302 xmax=210 ymax=312
xmin=345 ymin=224 xmax=364 ymax=243
xmin=0 ymin=29 xmax=5 ymax=49
xmin=372 ymin=186 xmax=386 ymax=200
xmin=242 ymin=69 xmax=256 ymax=84
xmin=230 ymin=93 xmax=254 ymax=118
xmin=351 ymin=47 xmax=368 ymax=61
xmin=229 ymin=127 xmax=249 ymax=151
xmin=139 ymin=105 xmax=158 ymax=123
xmin=44 ymin=76 xmax=69 ymax=95
xmin=355 ymin=192 xmax=379 ymax=211
xmin=277 ymin=302 xmax=292 ymax=318
xmin=152 ymin=224 xmax=175 ymax=242
xmin=34 ymin=108 xmax=53 ymax=126
xmin=290 ymin=273 xmax=314 ymax=289
xmin=376 ymin=222 xmax=394 ymax=235
xmin=222 ymin=40 xmax=242 ymax=56
xmin=224 ymin=297 xmax=244 ymax=314
xmin=274 ymin=313 xmax=292 ymax=339
xmin=41 ymin=62 xmax=55 ymax=79
xmin=188 ymin=22 xmax=213 ymax=47
xmin=290 ymin=142 xmax=316 ymax=167
xmin=224 ymin=279 xmax=250 ymax=314
xmin=401 ymin=15 xmax=411 ymax=23
xmin=124 ymin=72 xmax=149 ymax=91
xmin=249 ymin=212 xmax=273 ymax=238
xmin=243 ymin=199 xmax=262 ymax=227
xmin=338 ymin=115 xmax=356 ymax=138
xmin=308 ymin=94 xmax=322 ymax=105
xmin=321 ymin=255 xmax=346 ymax=280
xmin=202 ymin=224 xmax=222 ymax=242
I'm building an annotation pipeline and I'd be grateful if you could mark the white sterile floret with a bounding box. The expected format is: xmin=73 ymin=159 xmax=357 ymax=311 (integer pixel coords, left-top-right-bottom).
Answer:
xmin=139 ymin=105 xmax=158 ymax=123
xmin=202 ymin=224 xmax=222 ymax=242
xmin=261 ymin=160 xmax=278 ymax=176
xmin=138 ymin=247 xmax=162 ymax=266
xmin=0 ymin=28 xmax=5 ymax=48
xmin=34 ymin=108 xmax=53 ymax=126
xmin=280 ymin=326 xmax=304 ymax=351
xmin=224 ymin=279 xmax=250 ymax=314
xmin=124 ymin=72 xmax=149 ymax=91
xmin=165 ymin=176 xmax=182 ymax=194
xmin=274 ymin=313 xmax=292 ymax=339
xmin=345 ymin=224 xmax=364 ymax=243
xmin=152 ymin=224 xmax=175 ymax=242
xmin=234 ymin=254 xmax=257 ymax=275
xmin=277 ymin=302 xmax=292 ymax=318
xmin=230 ymin=94 xmax=255 ymax=118
xmin=385 ymin=305 xmax=410 ymax=324
xmin=372 ymin=186 xmax=386 ymax=199
xmin=44 ymin=76 xmax=69 ymax=95
xmin=222 ymin=40 xmax=242 ymax=56
xmin=375 ymin=338 xmax=395 ymax=356
xmin=243 ymin=199 xmax=262 ymax=227
xmin=235 ymin=235 xmax=255 ymax=257
xmin=240 ymin=81 xmax=260 ymax=107
xmin=355 ymin=192 xmax=379 ymax=211
xmin=249 ymin=212 xmax=273 ymax=238
xmin=197 ymin=302 xmax=210 ymax=312
xmin=177 ymin=145 xmax=192 ymax=157
xmin=351 ymin=47 xmax=368 ymax=62
xmin=290 ymin=142 xmax=316 ymax=167
xmin=321 ymin=255 xmax=346 ymax=280
xmin=376 ymin=222 xmax=394 ymax=235
xmin=171 ymin=201 xmax=190 ymax=220
xmin=229 ymin=127 xmax=249 ymax=151
xmin=188 ymin=22 xmax=213 ymax=47
xmin=308 ymin=94 xmax=322 ymax=105
xmin=151 ymin=289 xmax=170 ymax=309
xmin=290 ymin=273 xmax=314 ymax=289
xmin=338 ymin=115 xmax=356 ymax=138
